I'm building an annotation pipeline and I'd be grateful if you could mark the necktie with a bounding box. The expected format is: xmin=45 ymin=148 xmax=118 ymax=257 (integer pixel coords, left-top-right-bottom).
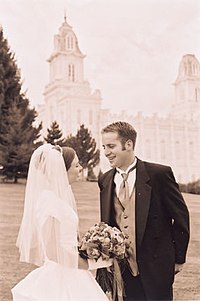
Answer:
xmin=118 ymin=165 xmax=136 ymax=208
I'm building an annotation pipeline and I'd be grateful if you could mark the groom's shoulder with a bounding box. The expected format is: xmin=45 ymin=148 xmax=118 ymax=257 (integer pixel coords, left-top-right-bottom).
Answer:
xmin=138 ymin=158 xmax=172 ymax=176
xmin=98 ymin=168 xmax=115 ymax=183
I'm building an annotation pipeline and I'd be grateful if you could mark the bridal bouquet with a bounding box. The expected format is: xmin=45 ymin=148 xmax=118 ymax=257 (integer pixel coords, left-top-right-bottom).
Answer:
xmin=78 ymin=222 xmax=128 ymax=264
xmin=79 ymin=222 xmax=129 ymax=301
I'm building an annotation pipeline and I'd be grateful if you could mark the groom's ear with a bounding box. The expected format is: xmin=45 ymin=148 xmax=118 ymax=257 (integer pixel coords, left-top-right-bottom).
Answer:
xmin=125 ymin=139 xmax=133 ymax=150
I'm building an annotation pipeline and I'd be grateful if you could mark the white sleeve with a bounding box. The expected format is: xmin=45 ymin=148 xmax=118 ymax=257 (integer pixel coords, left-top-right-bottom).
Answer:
xmin=36 ymin=190 xmax=79 ymax=268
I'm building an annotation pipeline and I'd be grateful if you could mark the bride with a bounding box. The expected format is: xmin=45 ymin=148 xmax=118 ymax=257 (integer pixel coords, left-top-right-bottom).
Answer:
xmin=12 ymin=144 xmax=108 ymax=301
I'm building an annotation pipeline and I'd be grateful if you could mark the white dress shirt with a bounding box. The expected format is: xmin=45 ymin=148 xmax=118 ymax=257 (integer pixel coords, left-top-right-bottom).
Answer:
xmin=114 ymin=157 xmax=137 ymax=197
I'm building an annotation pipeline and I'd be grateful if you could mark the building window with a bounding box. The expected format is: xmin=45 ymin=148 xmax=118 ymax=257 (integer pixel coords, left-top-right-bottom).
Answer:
xmin=195 ymin=88 xmax=199 ymax=102
xmin=72 ymin=64 xmax=75 ymax=81
xmin=67 ymin=36 xmax=74 ymax=49
xmin=68 ymin=64 xmax=75 ymax=81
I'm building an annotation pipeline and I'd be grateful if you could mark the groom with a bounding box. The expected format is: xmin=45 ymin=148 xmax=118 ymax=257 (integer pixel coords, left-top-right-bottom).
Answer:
xmin=97 ymin=121 xmax=190 ymax=301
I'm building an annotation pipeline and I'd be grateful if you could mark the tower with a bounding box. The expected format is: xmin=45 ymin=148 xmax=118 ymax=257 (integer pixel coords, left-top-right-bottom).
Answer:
xmin=47 ymin=14 xmax=85 ymax=85
xmin=39 ymin=16 xmax=102 ymax=146
xmin=172 ymin=54 xmax=200 ymax=120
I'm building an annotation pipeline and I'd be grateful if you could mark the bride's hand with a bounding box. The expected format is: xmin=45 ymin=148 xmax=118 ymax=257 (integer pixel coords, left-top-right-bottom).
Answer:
xmin=106 ymin=291 xmax=112 ymax=301
xmin=78 ymin=255 xmax=89 ymax=270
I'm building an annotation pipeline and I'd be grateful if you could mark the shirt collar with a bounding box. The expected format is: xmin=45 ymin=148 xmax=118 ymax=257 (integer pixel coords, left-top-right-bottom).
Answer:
xmin=116 ymin=156 xmax=137 ymax=175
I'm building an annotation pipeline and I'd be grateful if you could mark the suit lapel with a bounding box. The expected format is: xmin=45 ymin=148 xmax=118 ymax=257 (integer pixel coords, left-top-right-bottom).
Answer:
xmin=100 ymin=169 xmax=116 ymax=224
xmin=135 ymin=159 xmax=152 ymax=248
xmin=100 ymin=160 xmax=151 ymax=248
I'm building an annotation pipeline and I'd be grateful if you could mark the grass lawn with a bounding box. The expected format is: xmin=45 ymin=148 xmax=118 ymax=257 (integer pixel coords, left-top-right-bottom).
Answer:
xmin=0 ymin=180 xmax=200 ymax=301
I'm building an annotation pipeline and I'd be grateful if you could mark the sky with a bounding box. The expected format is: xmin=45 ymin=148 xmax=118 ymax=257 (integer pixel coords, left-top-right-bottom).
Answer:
xmin=0 ymin=0 xmax=200 ymax=116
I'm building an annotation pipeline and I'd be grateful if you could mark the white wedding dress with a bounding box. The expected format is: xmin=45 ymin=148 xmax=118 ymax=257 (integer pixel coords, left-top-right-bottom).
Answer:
xmin=12 ymin=190 xmax=108 ymax=301
xmin=12 ymin=144 xmax=108 ymax=301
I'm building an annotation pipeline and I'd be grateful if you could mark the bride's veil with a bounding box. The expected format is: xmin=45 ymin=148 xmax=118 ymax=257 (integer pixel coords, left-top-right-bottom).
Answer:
xmin=16 ymin=144 xmax=79 ymax=267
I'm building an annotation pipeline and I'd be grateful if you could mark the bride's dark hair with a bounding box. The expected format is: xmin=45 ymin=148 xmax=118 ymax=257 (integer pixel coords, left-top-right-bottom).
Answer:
xmin=61 ymin=147 xmax=76 ymax=171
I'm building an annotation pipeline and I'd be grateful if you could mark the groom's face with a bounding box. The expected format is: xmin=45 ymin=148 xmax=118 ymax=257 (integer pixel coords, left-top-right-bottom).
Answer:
xmin=102 ymin=131 xmax=133 ymax=170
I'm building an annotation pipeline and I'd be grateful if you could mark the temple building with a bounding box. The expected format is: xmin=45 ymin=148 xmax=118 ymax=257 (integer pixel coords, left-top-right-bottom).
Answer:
xmin=38 ymin=17 xmax=200 ymax=184
xmin=38 ymin=16 xmax=102 ymax=146
xmin=102 ymin=54 xmax=200 ymax=183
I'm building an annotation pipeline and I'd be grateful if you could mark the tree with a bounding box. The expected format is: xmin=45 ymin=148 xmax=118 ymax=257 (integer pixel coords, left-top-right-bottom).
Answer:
xmin=0 ymin=27 xmax=42 ymax=182
xmin=65 ymin=124 xmax=100 ymax=179
xmin=44 ymin=120 xmax=66 ymax=145
xmin=179 ymin=179 xmax=200 ymax=195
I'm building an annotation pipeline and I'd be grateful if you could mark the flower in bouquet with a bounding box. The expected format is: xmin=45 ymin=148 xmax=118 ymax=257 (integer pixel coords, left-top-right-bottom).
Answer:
xmin=78 ymin=222 xmax=129 ymax=263
xmin=79 ymin=223 xmax=129 ymax=300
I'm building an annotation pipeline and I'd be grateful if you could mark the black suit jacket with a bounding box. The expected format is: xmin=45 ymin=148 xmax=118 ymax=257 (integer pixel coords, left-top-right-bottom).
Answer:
xmin=98 ymin=158 xmax=190 ymax=300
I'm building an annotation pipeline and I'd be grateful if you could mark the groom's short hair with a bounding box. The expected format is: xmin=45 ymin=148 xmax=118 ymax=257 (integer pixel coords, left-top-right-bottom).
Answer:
xmin=101 ymin=121 xmax=137 ymax=150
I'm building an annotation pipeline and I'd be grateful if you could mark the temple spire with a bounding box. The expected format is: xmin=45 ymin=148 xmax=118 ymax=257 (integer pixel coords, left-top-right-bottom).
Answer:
xmin=64 ymin=9 xmax=67 ymax=23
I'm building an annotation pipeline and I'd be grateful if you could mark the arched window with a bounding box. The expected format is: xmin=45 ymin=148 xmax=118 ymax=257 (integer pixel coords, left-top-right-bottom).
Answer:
xmin=68 ymin=64 xmax=75 ymax=81
xmin=68 ymin=65 xmax=71 ymax=77
xmin=67 ymin=35 xmax=74 ymax=49
xmin=70 ymin=36 xmax=74 ymax=48
xmin=72 ymin=64 xmax=75 ymax=81
xmin=195 ymin=88 xmax=199 ymax=102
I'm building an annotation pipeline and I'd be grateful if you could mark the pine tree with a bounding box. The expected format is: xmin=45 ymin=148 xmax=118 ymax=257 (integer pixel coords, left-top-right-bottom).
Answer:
xmin=65 ymin=124 xmax=100 ymax=178
xmin=0 ymin=27 xmax=42 ymax=182
xmin=44 ymin=120 xmax=66 ymax=145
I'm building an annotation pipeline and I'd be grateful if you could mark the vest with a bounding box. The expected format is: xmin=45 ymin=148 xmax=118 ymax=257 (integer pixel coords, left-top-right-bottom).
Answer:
xmin=114 ymin=188 xmax=139 ymax=276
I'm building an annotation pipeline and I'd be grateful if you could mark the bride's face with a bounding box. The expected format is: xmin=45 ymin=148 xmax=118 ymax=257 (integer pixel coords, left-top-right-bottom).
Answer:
xmin=68 ymin=154 xmax=82 ymax=184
